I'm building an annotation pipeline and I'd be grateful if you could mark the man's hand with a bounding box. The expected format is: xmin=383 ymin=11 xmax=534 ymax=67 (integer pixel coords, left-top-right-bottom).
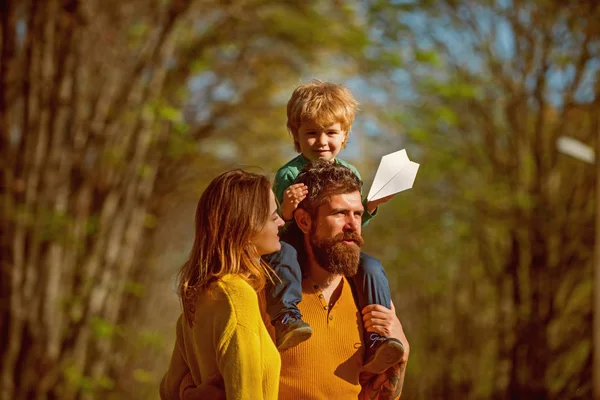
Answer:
xmin=281 ymin=183 xmax=308 ymax=221
xmin=366 ymin=194 xmax=395 ymax=215
xmin=181 ymin=374 xmax=225 ymax=400
xmin=362 ymin=301 xmax=409 ymax=363
xmin=359 ymin=302 xmax=409 ymax=399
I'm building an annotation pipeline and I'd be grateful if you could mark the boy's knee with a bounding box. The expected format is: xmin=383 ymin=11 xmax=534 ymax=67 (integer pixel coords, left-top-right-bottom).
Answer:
xmin=267 ymin=241 xmax=301 ymax=271
xmin=279 ymin=241 xmax=298 ymax=257
xmin=359 ymin=253 xmax=384 ymax=275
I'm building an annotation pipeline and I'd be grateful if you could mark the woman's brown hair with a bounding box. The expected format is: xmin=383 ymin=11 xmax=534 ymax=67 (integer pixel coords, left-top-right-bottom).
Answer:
xmin=178 ymin=169 xmax=274 ymax=325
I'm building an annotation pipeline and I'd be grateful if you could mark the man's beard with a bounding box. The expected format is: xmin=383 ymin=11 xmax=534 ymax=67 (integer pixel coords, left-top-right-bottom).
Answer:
xmin=309 ymin=230 xmax=364 ymax=276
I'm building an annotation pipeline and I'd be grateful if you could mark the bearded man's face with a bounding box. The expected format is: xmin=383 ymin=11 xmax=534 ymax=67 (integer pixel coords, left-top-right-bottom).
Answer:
xmin=307 ymin=192 xmax=364 ymax=276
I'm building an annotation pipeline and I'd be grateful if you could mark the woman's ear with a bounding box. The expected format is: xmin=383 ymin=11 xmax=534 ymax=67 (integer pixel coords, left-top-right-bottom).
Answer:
xmin=294 ymin=208 xmax=311 ymax=234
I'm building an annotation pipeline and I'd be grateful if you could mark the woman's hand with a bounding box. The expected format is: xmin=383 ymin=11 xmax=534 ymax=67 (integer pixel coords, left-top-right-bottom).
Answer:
xmin=182 ymin=374 xmax=225 ymax=400
xmin=281 ymin=183 xmax=308 ymax=221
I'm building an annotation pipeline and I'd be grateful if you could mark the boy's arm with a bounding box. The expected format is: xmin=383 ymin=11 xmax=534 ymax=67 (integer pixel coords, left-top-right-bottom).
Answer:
xmin=275 ymin=168 xmax=308 ymax=222
xmin=273 ymin=168 xmax=296 ymax=206
xmin=362 ymin=198 xmax=378 ymax=227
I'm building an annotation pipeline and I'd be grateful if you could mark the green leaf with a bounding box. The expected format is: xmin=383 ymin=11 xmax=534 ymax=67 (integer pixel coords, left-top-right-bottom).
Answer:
xmin=414 ymin=49 xmax=441 ymax=67
xmin=158 ymin=105 xmax=183 ymax=123
xmin=124 ymin=280 xmax=146 ymax=298
xmin=90 ymin=317 xmax=117 ymax=339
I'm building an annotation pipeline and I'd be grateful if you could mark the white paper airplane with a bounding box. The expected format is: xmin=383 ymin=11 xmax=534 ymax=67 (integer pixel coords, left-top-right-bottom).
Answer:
xmin=367 ymin=149 xmax=420 ymax=201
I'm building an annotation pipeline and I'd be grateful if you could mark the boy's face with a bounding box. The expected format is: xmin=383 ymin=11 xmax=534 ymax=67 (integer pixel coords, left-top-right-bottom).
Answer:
xmin=295 ymin=120 xmax=347 ymax=162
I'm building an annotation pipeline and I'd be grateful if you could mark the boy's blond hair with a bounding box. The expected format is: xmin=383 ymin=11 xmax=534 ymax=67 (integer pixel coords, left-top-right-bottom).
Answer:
xmin=286 ymin=80 xmax=359 ymax=152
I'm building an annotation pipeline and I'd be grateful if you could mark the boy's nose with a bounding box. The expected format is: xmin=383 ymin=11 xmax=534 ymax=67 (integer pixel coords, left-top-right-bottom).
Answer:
xmin=317 ymin=133 xmax=328 ymax=145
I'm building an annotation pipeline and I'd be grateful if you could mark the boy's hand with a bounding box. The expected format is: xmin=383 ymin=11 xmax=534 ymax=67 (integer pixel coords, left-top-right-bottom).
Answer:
xmin=366 ymin=194 xmax=395 ymax=215
xmin=281 ymin=183 xmax=308 ymax=221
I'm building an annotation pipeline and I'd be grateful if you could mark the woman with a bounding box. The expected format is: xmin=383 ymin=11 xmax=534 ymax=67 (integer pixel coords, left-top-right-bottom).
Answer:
xmin=160 ymin=169 xmax=284 ymax=400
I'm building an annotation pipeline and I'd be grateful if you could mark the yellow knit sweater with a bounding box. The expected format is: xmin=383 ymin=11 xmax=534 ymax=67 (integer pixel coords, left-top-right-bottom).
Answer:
xmin=160 ymin=274 xmax=281 ymax=400
xmin=277 ymin=277 xmax=365 ymax=399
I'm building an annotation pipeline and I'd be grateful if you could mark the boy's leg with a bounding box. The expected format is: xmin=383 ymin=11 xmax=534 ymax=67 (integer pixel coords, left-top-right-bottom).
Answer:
xmin=263 ymin=225 xmax=312 ymax=350
xmin=353 ymin=252 xmax=392 ymax=310
xmin=264 ymin=241 xmax=303 ymax=320
xmin=351 ymin=252 xmax=405 ymax=374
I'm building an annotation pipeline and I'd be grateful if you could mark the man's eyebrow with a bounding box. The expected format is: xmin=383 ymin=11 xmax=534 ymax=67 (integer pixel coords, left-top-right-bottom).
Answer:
xmin=330 ymin=207 xmax=363 ymax=214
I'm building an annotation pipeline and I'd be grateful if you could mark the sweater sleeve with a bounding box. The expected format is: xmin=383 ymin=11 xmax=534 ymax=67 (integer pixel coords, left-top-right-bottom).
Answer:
xmin=160 ymin=316 xmax=190 ymax=400
xmin=217 ymin=324 xmax=266 ymax=400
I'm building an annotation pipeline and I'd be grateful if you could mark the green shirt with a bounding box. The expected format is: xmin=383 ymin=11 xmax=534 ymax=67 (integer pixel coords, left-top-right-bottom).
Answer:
xmin=273 ymin=155 xmax=376 ymax=227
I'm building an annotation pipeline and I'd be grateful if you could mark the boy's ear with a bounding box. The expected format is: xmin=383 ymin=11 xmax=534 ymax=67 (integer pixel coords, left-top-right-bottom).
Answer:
xmin=341 ymin=130 xmax=349 ymax=149
xmin=294 ymin=208 xmax=312 ymax=234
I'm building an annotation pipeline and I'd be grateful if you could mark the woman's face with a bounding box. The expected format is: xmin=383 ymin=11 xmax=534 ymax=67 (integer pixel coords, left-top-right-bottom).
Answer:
xmin=252 ymin=190 xmax=285 ymax=256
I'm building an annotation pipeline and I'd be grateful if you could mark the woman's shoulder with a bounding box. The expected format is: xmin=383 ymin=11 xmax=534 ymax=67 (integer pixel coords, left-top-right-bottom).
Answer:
xmin=215 ymin=275 xmax=262 ymax=326
xmin=217 ymin=274 xmax=256 ymax=294
xmin=214 ymin=275 xmax=259 ymax=309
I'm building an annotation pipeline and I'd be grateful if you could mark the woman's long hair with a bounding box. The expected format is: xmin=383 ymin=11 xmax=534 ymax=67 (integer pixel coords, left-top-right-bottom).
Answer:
xmin=178 ymin=169 xmax=275 ymax=326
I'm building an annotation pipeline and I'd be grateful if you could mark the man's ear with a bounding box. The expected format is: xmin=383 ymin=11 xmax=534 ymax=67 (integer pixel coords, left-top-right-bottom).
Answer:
xmin=294 ymin=208 xmax=311 ymax=234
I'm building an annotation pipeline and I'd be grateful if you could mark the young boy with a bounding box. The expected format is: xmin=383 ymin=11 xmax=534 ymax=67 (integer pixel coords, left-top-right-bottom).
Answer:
xmin=265 ymin=80 xmax=404 ymax=374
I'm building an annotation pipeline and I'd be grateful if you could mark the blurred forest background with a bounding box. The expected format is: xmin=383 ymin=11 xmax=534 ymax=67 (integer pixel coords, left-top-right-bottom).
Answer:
xmin=1 ymin=0 xmax=598 ymax=399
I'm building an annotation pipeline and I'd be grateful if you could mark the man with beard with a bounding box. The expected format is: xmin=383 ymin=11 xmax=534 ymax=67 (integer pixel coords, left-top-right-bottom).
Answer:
xmin=272 ymin=160 xmax=408 ymax=400
xmin=180 ymin=161 xmax=408 ymax=400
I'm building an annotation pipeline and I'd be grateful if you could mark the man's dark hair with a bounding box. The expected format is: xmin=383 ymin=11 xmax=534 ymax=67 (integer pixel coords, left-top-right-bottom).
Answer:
xmin=294 ymin=160 xmax=362 ymax=216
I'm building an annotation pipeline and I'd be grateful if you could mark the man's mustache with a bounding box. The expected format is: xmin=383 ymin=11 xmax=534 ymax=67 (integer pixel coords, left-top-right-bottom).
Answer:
xmin=332 ymin=231 xmax=364 ymax=247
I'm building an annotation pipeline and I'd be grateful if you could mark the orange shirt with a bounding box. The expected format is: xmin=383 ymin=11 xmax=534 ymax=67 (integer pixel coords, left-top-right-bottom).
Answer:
xmin=277 ymin=277 xmax=365 ymax=400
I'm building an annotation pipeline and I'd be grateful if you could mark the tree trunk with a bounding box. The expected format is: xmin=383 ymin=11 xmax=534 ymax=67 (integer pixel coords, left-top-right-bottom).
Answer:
xmin=0 ymin=1 xmax=189 ymax=398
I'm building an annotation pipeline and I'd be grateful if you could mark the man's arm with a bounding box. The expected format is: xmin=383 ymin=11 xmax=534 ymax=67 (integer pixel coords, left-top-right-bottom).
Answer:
xmin=359 ymin=301 xmax=409 ymax=400
xmin=359 ymin=362 xmax=406 ymax=400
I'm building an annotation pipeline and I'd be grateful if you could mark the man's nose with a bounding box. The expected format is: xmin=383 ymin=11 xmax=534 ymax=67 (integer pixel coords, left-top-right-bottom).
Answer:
xmin=344 ymin=216 xmax=359 ymax=231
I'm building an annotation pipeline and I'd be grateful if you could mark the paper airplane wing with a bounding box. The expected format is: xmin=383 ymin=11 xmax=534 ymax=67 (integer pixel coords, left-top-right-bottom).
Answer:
xmin=367 ymin=150 xmax=409 ymax=200
xmin=367 ymin=149 xmax=419 ymax=201
xmin=368 ymin=162 xmax=419 ymax=201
